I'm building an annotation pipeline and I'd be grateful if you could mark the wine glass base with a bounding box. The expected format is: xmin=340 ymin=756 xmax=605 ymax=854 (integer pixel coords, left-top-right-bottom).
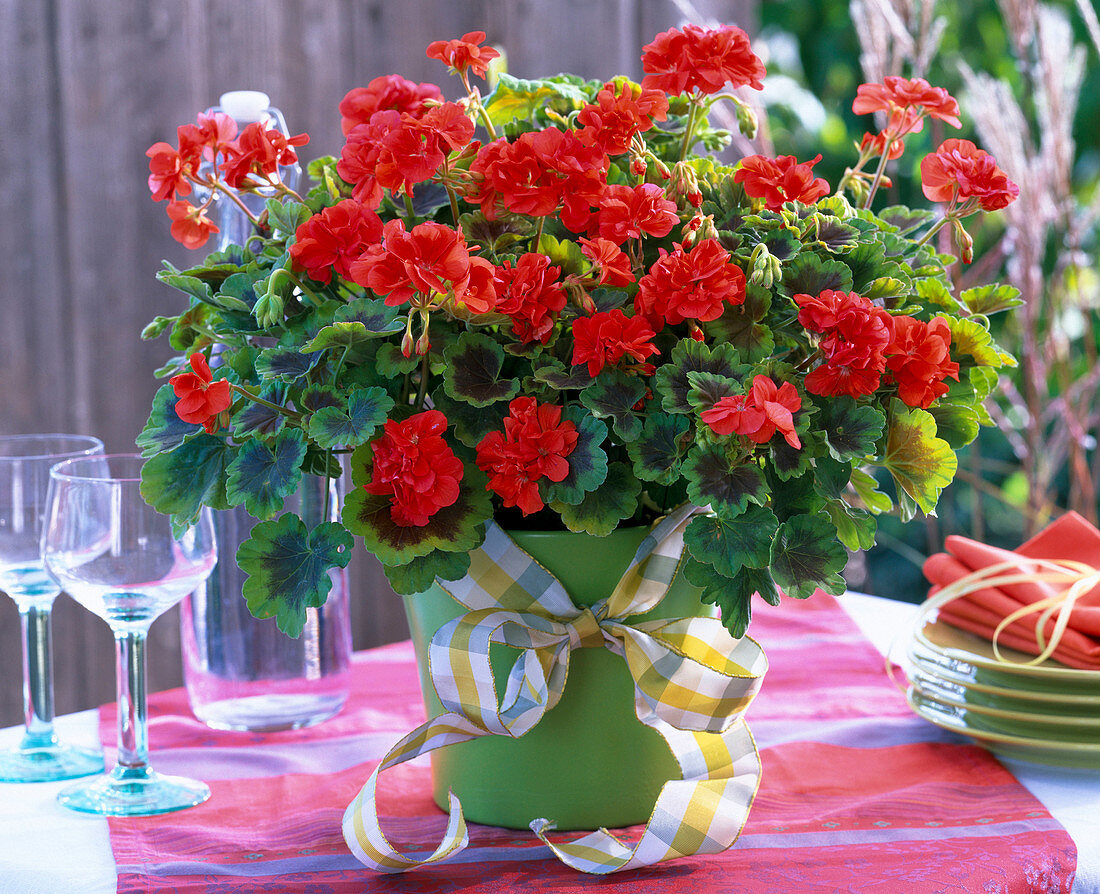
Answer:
xmin=0 ymin=742 xmax=104 ymax=783
xmin=58 ymin=767 xmax=211 ymax=816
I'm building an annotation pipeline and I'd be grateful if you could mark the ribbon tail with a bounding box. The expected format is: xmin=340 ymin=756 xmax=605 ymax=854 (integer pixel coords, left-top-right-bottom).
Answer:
xmin=342 ymin=711 xmax=484 ymax=872
xmin=530 ymin=722 xmax=761 ymax=873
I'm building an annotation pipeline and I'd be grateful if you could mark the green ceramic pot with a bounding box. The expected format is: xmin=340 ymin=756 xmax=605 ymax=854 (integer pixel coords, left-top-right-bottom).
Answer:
xmin=402 ymin=524 xmax=706 ymax=831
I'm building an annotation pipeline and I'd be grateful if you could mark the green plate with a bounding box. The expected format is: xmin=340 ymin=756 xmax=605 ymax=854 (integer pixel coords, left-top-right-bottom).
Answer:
xmin=907 ymin=643 xmax=1100 ymax=706
xmin=907 ymin=687 xmax=1100 ymax=769
xmin=914 ymin=618 xmax=1100 ymax=690
xmin=910 ymin=669 xmax=1100 ymax=735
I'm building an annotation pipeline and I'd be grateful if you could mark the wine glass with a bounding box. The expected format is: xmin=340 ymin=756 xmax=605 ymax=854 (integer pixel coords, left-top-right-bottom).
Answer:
xmin=42 ymin=453 xmax=217 ymax=815
xmin=0 ymin=434 xmax=106 ymax=782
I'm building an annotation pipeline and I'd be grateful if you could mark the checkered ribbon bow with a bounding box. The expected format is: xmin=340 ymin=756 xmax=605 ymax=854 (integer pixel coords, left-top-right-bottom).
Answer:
xmin=342 ymin=504 xmax=768 ymax=874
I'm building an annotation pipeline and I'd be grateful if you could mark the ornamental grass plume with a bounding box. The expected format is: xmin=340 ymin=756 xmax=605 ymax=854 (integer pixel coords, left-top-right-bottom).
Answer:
xmin=139 ymin=24 xmax=1018 ymax=638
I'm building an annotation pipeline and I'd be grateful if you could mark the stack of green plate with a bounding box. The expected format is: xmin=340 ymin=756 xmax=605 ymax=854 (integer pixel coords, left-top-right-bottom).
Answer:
xmin=906 ymin=617 xmax=1100 ymax=768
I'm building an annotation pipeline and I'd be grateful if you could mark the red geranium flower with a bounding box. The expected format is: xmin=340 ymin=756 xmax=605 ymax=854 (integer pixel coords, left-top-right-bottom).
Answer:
xmin=220 ymin=122 xmax=309 ymax=189
xmin=426 ymin=31 xmax=500 ymax=80
xmin=146 ymin=142 xmax=191 ymax=202
xmin=571 ymin=309 xmax=659 ymax=377
xmin=177 ymin=111 xmax=238 ymax=164
xmin=734 ymin=154 xmax=830 ymax=211
xmin=641 ymin=23 xmax=766 ymax=95
xmin=493 ymin=254 xmax=567 ymax=344
xmin=576 ymin=82 xmax=669 ymax=155
xmin=920 ymin=139 xmax=1020 ymax=212
xmin=885 ymin=315 xmax=960 ymax=408
xmin=351 ymin=219 xmax=490 ymax=310
xmin=635 ymin=238 xmax=746 ymax=330
xmin=339 ymin=76 xmax=443 ymax=135
xmin=170 ymin=353 xmax=233 ymax=433
xmin=579 ymin=237 xmax=635 ymax=287
xmin=860 ymin=131 xmax=905 ymax=161
xmin=701 ymin=375 xmax=801 ymax=449
xmin=475 ymin=397 xmax=578 ymax=516
xmin=365 ymin=410 xmax=464 ymax=527
xmin=166 ymin=200 xmax=219 ymax=250
xmin=853 ymin=76 xmax=962 ymax=135
xmin=289 ymin=199 xmax=383 ymax=284
xmin=796 ymin=290 xmax=894 ymax=398
xmin=589 ymin=183 xmax=679 ymax=245
xmin=469 ymin=128 xmax=608 ymax=231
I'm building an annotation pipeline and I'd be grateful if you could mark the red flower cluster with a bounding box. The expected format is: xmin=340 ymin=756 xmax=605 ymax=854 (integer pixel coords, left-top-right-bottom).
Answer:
xmin=365 ymin=410 xmax=464 ymax=527
xmin=796 ymin=290 xmax=894 ymax=398
xmin=853 ymin=76 xmax=961 ymax=137
xmin=701 ymin=375 xmax=802 ymax=449
xmin=425 ymin=31 xmax=500 ymax=80
xmin=475 ymin=398 xmax=578 ymax=516
xmin=588 ymin=183 xmax=679 ymax=245
xmin=579 ymin=237 xmax=635 ymax=287
xmin=492 ymin=254 xmax=567 ymax=344
xmin=166 ymin=200 xmax=220 ymax=250
xmin=338 ymin=76 xmax=443 ymax=135
xmin=220 ymin=122 xmax=309 ymax=190
xmin=641 ymin=23 xmax=766 ymax=95
xmin=576 ymin=82 xmax=669 ymax=156
xmin=289 ymin=199 xmax=383 ymax=284
xmin=572 ymin=309 xmax=659 ymax=377
xmin=351 ymin=219 xmax=495 ymax=312
xmin=635 ymin=238 xmax=746 ymax=330
xmin=170 ymin=353 xmax=233 ymax=433
xmin=885 ymin=316 xmax=960 ymax=408
xmin=734 ymin=154 xmax=831 ymax=211
xmin=338 ymin=102 xmax=475 ymax=207
xmin=920 ymin=139 xmax=1019 ymax=212
xmin=469 ymin=128 xmax=608 ymax=231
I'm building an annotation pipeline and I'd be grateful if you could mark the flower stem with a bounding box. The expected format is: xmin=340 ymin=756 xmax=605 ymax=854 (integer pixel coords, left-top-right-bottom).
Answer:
xmin=403 ymin=193 xmax=418 ymax=225
xmin=267 ymin=267 xmax=324 ymax=307
xmin=210 ymin=180 xmax=264 ymax=225
xmin=861 ymin=139 xmax=895 ymax=210
xmin=679 ymin=97 xmax=701 ymax=162
xmin=230 ymin=384 xmax=302 ymax=422
xmin=416 ymin=350 xmax=431 ymax=410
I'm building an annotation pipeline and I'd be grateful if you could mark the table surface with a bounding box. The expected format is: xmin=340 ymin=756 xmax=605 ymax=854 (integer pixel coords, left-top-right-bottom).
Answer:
xmin=1 ymin=593 xmax=1097 ymax=893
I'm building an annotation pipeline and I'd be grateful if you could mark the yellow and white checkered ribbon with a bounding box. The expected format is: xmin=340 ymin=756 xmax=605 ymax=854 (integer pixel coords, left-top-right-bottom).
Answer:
xmin=342 ymin=503 xmax=768 ymax=874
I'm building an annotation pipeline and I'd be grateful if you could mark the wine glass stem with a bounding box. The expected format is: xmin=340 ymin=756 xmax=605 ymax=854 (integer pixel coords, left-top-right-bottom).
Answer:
xmin=115 ymin=630 xmax=150 ymax=774
xmin=19 ymin=605 xmax=58 ymax=749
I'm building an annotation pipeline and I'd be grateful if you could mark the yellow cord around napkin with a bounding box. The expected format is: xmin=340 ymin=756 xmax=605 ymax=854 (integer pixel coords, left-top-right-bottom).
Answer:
xmin=917 ymin=559 xmax=1100 ymax=666
xmin=341 ymin=504 xmax=768 ymax=874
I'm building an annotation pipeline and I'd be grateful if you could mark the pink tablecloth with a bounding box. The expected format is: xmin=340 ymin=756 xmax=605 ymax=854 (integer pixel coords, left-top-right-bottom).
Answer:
xmin=99 ymin=592 xmax=1077 ymax=892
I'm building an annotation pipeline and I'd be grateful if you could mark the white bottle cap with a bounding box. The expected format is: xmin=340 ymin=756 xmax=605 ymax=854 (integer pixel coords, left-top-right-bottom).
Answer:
xmin=219 ymin=90 xmax=271 ymax=123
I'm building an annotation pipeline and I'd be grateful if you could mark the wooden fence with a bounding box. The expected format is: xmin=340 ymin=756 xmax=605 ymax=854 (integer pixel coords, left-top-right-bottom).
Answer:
xmin=0 ymin=0 xmax=757 ymax=726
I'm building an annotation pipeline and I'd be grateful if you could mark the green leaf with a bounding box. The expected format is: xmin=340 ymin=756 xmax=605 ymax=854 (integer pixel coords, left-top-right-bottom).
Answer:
xmin=343 ymin=466 xmax=491 ymax=565
xmin=959 ymin=284 xmax=1024 ymax=316
xmin=536 ymin=232 xmax=588 ymax=276
xmin=769 ymin=513 xmax=848 ymax=599
xmin=266 ymin=198 xmax=311 ymax=236
xmin=542 ymin=407 xmax=609 ymax=505
xmin=769 ymin=433 xmax=815 ymax=481
xmin=255 ymin=346 xmax=323 ymax=383
xmin=232 ymin=400 xmax=286 ymax=440
xmin=383 ymin=549 xmax=472 ymax=596
xmin=824 ymin=502 xmax=877 ymax=551
xmin=136 ymin=384 xmax=201 ymax=458
xmin=849 ymin=467 xmax=893 ymax=514
xmin=334 ymin=296 xmax=404 ymax=333
xmin=627 ymin=413 xmax=689 ymax=485
xmin=225 ymin=429 xmax=308 ymax=520
xmin=805 ymin=214 xmax=862 ymax=252
xmin=552 ymin=463 xmax=640 ymax=536
xmin=703 ymin=285 xmax=774 ymax=362
xmin=302 ymin=321 xmax=389 ymax=356
xmin=882 ymin=401 xmax=958 ymax=515
xmin=877 ymin=206 xmax=936 ymax=235
xmin=913 ymin=277 xmax=957 ymax=312
xmin=483 ymin=72 xmax=592 ymax=127
xmin=767 ymin=469 xmax=824 ymax=522
xmin=307 ymin=386 xmax=394 ymax=449
xmin=777 ymin=252 xmax=853 ymax=298
xmin=140 ymin=435 xmax=233 ymax=533
xmin=948 ymin=317 xmax=1014 ymax=368
xmin=683 ymin=559 xmax=779 ymax=637
xmin=927 ymin=403 xmax=980 ymax=450
xmin=579 ymin=368 xmax=645 ymax=441
xmin=430 ymin=387 xmax=507 ymax=449
xmin=812 ymin=456 xmax=852 ymax=502
xmin=816 ymin=397 xmax=886 ymax=461
xmin=376 ymin=342 xmax=420 ymax=377
xmin=237 ymin=515 xmax=353 ymax=637
xmin=655 ymin=340 xmax=745 ymax=415
xmin=156 ymin=268 xmax=216 ymax=306
xmin=530 ymin=357 xmax=595 ymax=391
xmin=443 ymin=331 xmax=520 ymax=407
xmin=686 ymin=371 xmax=743 ymax=412
xmin=683 ymin=447 xmax=767 ymax=517
xmin=684 ymin=508 xmax=778 ymax=578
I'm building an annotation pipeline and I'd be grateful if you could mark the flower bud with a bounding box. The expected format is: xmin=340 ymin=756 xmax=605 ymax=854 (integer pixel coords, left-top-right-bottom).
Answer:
xmin=733 ymin=97 xmax=758 ymax=140
xmin=953 ymin=219 xmax=974 ymax=265
xmin=631 ymin=156 xmax=648 ymax=177
xmin=253 ymin=290 xmax=284 ymax=329
xmin=667 ymin=161 xmax=703 ymax=211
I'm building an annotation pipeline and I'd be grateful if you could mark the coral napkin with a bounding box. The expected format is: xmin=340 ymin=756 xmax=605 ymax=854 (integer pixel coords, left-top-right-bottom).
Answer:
xmin=923 ymin=511 xmax=1100 ymax=669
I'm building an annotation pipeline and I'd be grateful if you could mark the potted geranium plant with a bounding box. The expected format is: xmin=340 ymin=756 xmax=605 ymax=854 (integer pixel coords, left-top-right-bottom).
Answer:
xmin=138 ymin=24 xmax=1018 ymax=872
